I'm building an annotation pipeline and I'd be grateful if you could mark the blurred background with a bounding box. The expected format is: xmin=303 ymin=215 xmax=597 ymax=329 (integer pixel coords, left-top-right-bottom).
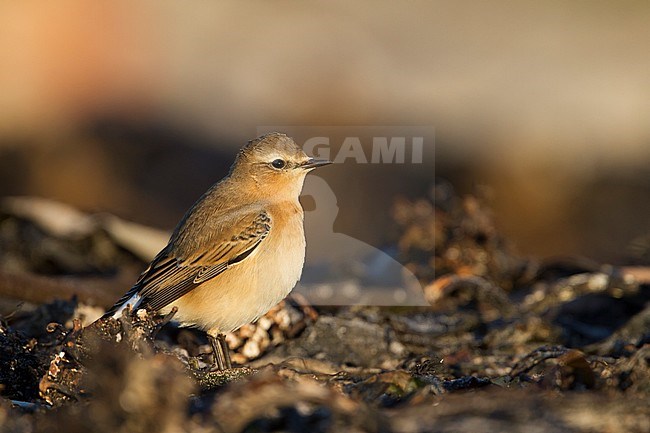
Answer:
xmin=0 ymin=0 xmax=649 ymax=263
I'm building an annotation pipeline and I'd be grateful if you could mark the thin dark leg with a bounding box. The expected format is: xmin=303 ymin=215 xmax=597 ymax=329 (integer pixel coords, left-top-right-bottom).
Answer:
xmin=208 ymin=334 xmax=226 ymax=371
xmin=218 ymin=333 xmax=232 ymax=369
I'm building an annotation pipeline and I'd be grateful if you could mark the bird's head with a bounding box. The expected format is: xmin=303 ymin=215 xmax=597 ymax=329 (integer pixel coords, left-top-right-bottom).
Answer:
xmin=231 ymin=133 xmax=331 ymax=199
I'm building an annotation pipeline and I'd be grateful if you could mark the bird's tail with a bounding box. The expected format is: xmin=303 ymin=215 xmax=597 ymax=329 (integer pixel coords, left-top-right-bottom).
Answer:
xmin=99 ymin=286 xmax=143 ymax=320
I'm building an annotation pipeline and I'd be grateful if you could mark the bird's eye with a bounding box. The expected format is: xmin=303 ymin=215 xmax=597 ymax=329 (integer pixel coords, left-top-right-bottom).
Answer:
xmin=271 ymin=159 xmax=286 ymax=169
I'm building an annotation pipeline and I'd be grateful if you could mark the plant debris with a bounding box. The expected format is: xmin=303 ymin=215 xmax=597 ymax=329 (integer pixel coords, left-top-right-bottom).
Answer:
xmin=0 ymin=187 xmax=649 ymax=432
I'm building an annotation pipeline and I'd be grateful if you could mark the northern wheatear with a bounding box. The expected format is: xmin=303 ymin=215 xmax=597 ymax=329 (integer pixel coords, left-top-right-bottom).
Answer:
xmin=101 ymin=132 xmax=331 ymax=369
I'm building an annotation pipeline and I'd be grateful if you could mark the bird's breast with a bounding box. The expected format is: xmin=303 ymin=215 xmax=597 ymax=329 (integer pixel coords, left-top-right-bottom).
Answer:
xmin=261 ymin=204 xmax=306 ymax=293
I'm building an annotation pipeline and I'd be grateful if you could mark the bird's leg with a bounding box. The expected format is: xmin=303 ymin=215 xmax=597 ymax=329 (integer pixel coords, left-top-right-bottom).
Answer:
xmin=218 ymin=333 xmax=232 ymax=369
xmin=208 ymin=334 xmax=226 ymax=370
xmin=207 ymin=333 xmax=231 ymax=370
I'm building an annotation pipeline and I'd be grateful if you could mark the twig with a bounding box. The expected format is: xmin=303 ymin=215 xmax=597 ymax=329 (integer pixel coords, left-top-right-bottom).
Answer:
xmin=0 ymin=270 xmax=131 ymax=308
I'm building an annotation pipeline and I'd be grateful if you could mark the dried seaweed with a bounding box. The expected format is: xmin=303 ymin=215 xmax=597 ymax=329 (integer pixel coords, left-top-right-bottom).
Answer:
xmin=0 ymin=190 xmax=649 ymax=433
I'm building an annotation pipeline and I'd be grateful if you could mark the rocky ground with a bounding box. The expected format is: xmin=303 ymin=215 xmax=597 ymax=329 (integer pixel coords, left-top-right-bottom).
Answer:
xmin=0 ymin=182 xmax=648 ymax=433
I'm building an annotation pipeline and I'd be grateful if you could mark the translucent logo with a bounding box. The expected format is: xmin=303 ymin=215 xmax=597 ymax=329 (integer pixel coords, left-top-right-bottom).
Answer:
xmin=296 ymin=174 xmax=428 ymax=306
xmin=257 ymin=126 xmax=432 ymax=165
xmin=255 ymin=126 xmax=433 ymax=306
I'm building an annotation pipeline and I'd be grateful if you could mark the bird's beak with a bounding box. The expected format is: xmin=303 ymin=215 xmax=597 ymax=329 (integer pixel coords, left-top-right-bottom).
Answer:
xmin=300 ymin=158 xmax=332 ymax=170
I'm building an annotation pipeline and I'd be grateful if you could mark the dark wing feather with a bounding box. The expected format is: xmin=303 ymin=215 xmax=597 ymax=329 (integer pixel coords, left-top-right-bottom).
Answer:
xmin=102 ymin=211 xmax=271 ymax=317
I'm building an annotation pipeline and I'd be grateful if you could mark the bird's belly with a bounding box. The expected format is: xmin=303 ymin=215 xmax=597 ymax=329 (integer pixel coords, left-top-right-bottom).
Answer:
xmin=164 ymin=219 xmax=305 ymax=333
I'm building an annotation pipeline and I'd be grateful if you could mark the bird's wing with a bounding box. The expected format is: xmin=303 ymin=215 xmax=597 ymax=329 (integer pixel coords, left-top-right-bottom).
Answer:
xmin=103 ymin=210 xmax=271 ymax=317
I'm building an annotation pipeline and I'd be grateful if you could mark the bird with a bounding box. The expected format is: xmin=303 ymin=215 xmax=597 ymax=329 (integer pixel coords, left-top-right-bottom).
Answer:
xmin=100 ymin=132 xmax=331 ymax=369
